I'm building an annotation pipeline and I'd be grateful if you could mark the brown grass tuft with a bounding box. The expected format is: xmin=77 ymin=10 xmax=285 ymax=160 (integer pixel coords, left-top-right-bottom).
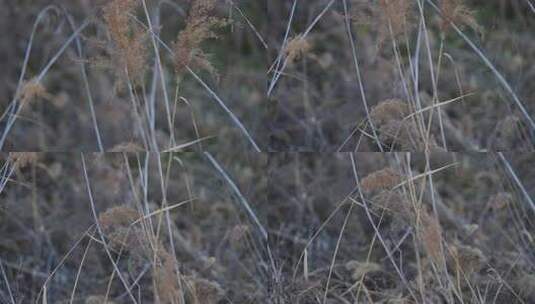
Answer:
xmin=98 ymin=206 xmax=222 ymax=303
xmin=103 ymin=0 xmax=147 ymax=83
xmin=370 ymin=99 xmax=409 ymax=125
xmin=370 ymin=189 xmax=415 ymax=222
xmin=361 ymin=167 xmax=402 ymax=193
xmin=378 ymin=120 xmax=425 ymax=150
xmin=370 ymin=99 xmax=441 ymax=150
xmin=378 ymin=0 xmax=414 ymax=44
xmin=9 ymin=152 xmax=40 ymax=169
xmin=173 ymin=0 xmax=226 ymax=77
xmin=99 ymin=206 xmax=140 ymax=230
xmin=98 ymin=206 xmax=145 ymax=253
xmin=185 ymin=276 xmax=224 ymax=304
xmin=99 ymin=207 xmax=182 ymax=302
xmin=440 ymin=0 xmax=481 ymax=34
xmin=419 ymin=211 xmax=443 ymax=266
xmin=153 ymin=249 xmax=182 ymax=304
xmin=363 ymin=168 xmax=445 ymax=267
xmin=284 ymin=34 xmax=312 ymax=64
xmin=351 ymin=0 xmax=414 ymax=47
xmin=448 ymin=242 xmax=486 ymax=275
xmin=19 ymin=79 xmax=46 ymax=107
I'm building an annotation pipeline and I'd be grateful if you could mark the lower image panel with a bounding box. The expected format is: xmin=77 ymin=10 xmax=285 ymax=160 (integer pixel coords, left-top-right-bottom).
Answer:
xmin=0 ymin=152 xmax=533 ymax=303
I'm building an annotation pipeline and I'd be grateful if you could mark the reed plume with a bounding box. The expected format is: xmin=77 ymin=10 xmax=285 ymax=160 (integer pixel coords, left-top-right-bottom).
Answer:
xmin=378 ymin=0 xmax=414 ymax=45
xmin=173 ymin=0 xmax=226 ymax=77
xmin=98 ymin=206 xmax=223 ymax=303
xmin=370 ymin=99 xmax=441 ymax=150
xmin=440 ymin=0 xmax=481 ymax=34
xmin=285 ymin=34 xmax=312 ymax=63
xmin=103 ymin=0 xmax=147 ymax=83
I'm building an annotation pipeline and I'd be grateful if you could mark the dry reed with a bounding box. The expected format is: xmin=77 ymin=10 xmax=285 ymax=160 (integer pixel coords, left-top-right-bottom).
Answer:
xmin=173 ymin=0 xmax=226 ymax=77
xmin=362 ymin=168 xmax=447 ymax=268
xmin=419 ymin=211 xmax=443 ymax=266
xmin=19 ymin=79 xmax=46 ymax=108
xmin=98 ymin=206 xmax=223 ymax=303
xmin=370 ymin=99 xmax=441 ymax=150
xmin=103 ymin=0 xmax=147 ymax=83
xmin=9 ymin=152 xmax=40 ymax=169
xmin=378 ymin=0 xmax=414 ymax=44
xmin=284 ymin=34 xmax=312 ymax=63
xmin=361 ymin=167 xmax=402 ymax=193
xmin=448 ymin=242 xmax=486 ymax=278
xmin=440 ymin=0 xmax=481 ymax=34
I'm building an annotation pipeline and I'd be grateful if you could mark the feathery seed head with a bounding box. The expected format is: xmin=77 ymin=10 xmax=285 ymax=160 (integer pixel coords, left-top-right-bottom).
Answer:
xmin=154 ymin=250 xmax=182 ymax=304
xmin=370 ymin=99 xmax=409 ymax=126
xmin=370 ymin=98 xmax=440 ymax=150
xmin=449 ymin=243 xmax=486 ymax=274
xmin=98 ymin=206 xmax=147 ymax=254
xmin=371 ymin=189 xmax=414 ymax=221
xmin=440 ymin=0 xmax=481 ymax=34
xmin=361 ymin=167 xmax=402 ymax=193
xmin=419 ymin=212 xmax=443 ymax=265
xmin=10 ymin=152 xmax=40 ymax=169
xmin=186 ymin=277 xmax=224 ymax=304
xmin=285 ymin=34 xmax=312 ymax=63
xmin=99 ymin=206 xmax=140 ymax=230
xmin=173 ymin=0 xmax=225 ymax=77
xmin=378 ymin=0 xmax=414 ymax=44
xmin=20 ymin=79 xmax=46 ymax=107
xmin=103 ymin=0 xmax=147 ymax=83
